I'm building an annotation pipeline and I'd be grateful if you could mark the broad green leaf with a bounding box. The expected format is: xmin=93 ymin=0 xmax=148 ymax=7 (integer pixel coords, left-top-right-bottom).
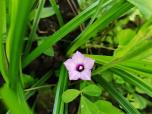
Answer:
xmin=93 ymin=75 xmax=140 ymax=114
xmin=62 ymin=89 xmax=80 ymax=103
xmin=127 ymin=0 xmax=152 ymax=19
xmin=95 ymin=100 xmax=124 ymax=114
xmin=101 ymin=70 xmax=113 ymax=82
xmin=114 ymin=29 xmax=136 ymax=57
xmin=127 ymin=94 xmax=147 ymax=109
xmin=80 ymin=96 xmax=104 ymax=114
xmin=30 ymin=7 xmax=55 ymax=20
xmin=117 ymin=29 xmax=136 ymax=46
xmin=82 ymin=84 xmax=102 ymax=96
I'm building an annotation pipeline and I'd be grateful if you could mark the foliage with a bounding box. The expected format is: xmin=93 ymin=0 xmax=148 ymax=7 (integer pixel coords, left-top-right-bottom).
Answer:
xmin=0 ymin=0 xmax=152 ymax=114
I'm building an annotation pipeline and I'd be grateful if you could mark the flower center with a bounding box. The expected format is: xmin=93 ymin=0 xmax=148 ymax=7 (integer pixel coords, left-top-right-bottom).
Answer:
xmin=76 ymin=64 xmax=84 ymax=72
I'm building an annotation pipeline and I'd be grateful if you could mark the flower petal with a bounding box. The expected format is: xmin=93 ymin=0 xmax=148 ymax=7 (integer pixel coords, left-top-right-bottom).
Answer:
xmin=64 ymin=58 xmax=75 ymax=71
xmin=69 ymin=71 xmax=80 ymax=80
xmin=80 ymin=70 xmax=91 ymax=80
xmin=84 ymin=57 xmax=95 ymax=69
xmin=72 ymin=51 xmax=85 ymax=63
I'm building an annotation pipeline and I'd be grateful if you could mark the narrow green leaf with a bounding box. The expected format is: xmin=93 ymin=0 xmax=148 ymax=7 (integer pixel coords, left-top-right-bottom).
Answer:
xmin=24 ymin=0 xmax=45 ymax=55
xmin=22 ymin=1 xmax=98 ymax=68
xmin=7 ymin=0 xmax=32 ymax=88
xmin=62 ymin=89 xmax=80 ymax=103
xmin=0 ymin=0 xmax=8 ymax=83
xmin=50 ymin=0 xmax=64 ymax=26
xmin=53 ymin=65 xmax=68 ymax=114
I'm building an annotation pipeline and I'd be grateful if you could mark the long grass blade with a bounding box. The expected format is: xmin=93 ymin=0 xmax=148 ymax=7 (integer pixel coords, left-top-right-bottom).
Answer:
xmin=22 ymin=1 xmax=98 ymax=68
xmin=24 ymin=0 xmax=45 ymax=56
xmin=53 ymin=65 xmax=68 ymax=114
xmin=0 ymin=0 xmax=8 ymax=83
xmin=49 ymin=0 xmax=64 ymax=26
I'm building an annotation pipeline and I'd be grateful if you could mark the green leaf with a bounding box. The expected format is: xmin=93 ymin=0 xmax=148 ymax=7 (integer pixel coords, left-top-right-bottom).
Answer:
xmin=53 ymin=65 xmax=68 ymax=114
xmin=127 ymin=94 xmax=147 ymax=109
xmin=38 ymin=40 xmax=54 ymax=56
xmin=80 ymin=96 xmax=104 ymax=114
xmin=82 ymin=84 xmax=102 ymax=96
xmin=62 ymin=89 xmax=80 ymax=103
xmin=25 ymin=0 xmax=45 ymax=55
xmin=111 ymin=68 xmax=152 ymax=97
xmin=127 ymin=0 xmax=152 ymax=19
xmin=22 ymin=1 xmax=98 ymax=68
xmin=117 ymin=29 xmax=136 ymax=46
xmin=49 ymin=0 xmax=64 ymax=26
xmin=67 ymin=1 xmax=133 ymax=55
xmin=0 ymin=0 xmax=8 ymax=83
xmin=95 ymin=100 xmax=124 ymax=114
xmin=22 ymin=74 xmax=34 ymax=87
xmin=93 ymin=76 xmax=140 ymax=114
xmin=30 ymin=7 xmax=55 ymax=20
xmin=0 ymin=85 xmax=33 ymax=114
xmin=114 ymin=29 xmax=136 ymax=57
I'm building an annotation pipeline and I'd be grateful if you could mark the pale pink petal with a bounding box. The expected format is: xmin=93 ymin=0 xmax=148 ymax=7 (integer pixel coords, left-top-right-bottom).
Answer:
xmin=80 ymin=70 xmax=91 ymax=80
xmin=72 ymin=51 xmax=85 ymax=63
xmin=64 ymin=59 xmax=75 ymax=71
xmin=69 ymin=71 xmax=81 ymax=80
xmin=84 ymin=57 xmax=95 ymax=69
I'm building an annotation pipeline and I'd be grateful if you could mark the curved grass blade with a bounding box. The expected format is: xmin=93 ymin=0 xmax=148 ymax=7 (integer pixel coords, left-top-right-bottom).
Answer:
xmin=93 ymin=75 xmax=140 ymax=114
xmin=22 ymin=1 xmax=98 ymax=68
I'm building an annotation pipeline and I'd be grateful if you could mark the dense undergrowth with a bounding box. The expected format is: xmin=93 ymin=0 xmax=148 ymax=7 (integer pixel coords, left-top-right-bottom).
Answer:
xmin=0 ymin=0 xmax=152 ymax=114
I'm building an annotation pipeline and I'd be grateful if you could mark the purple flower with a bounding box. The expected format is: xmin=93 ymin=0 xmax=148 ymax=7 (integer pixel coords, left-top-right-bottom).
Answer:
xmin=64 ymin=51 xmax=95 ymax=80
